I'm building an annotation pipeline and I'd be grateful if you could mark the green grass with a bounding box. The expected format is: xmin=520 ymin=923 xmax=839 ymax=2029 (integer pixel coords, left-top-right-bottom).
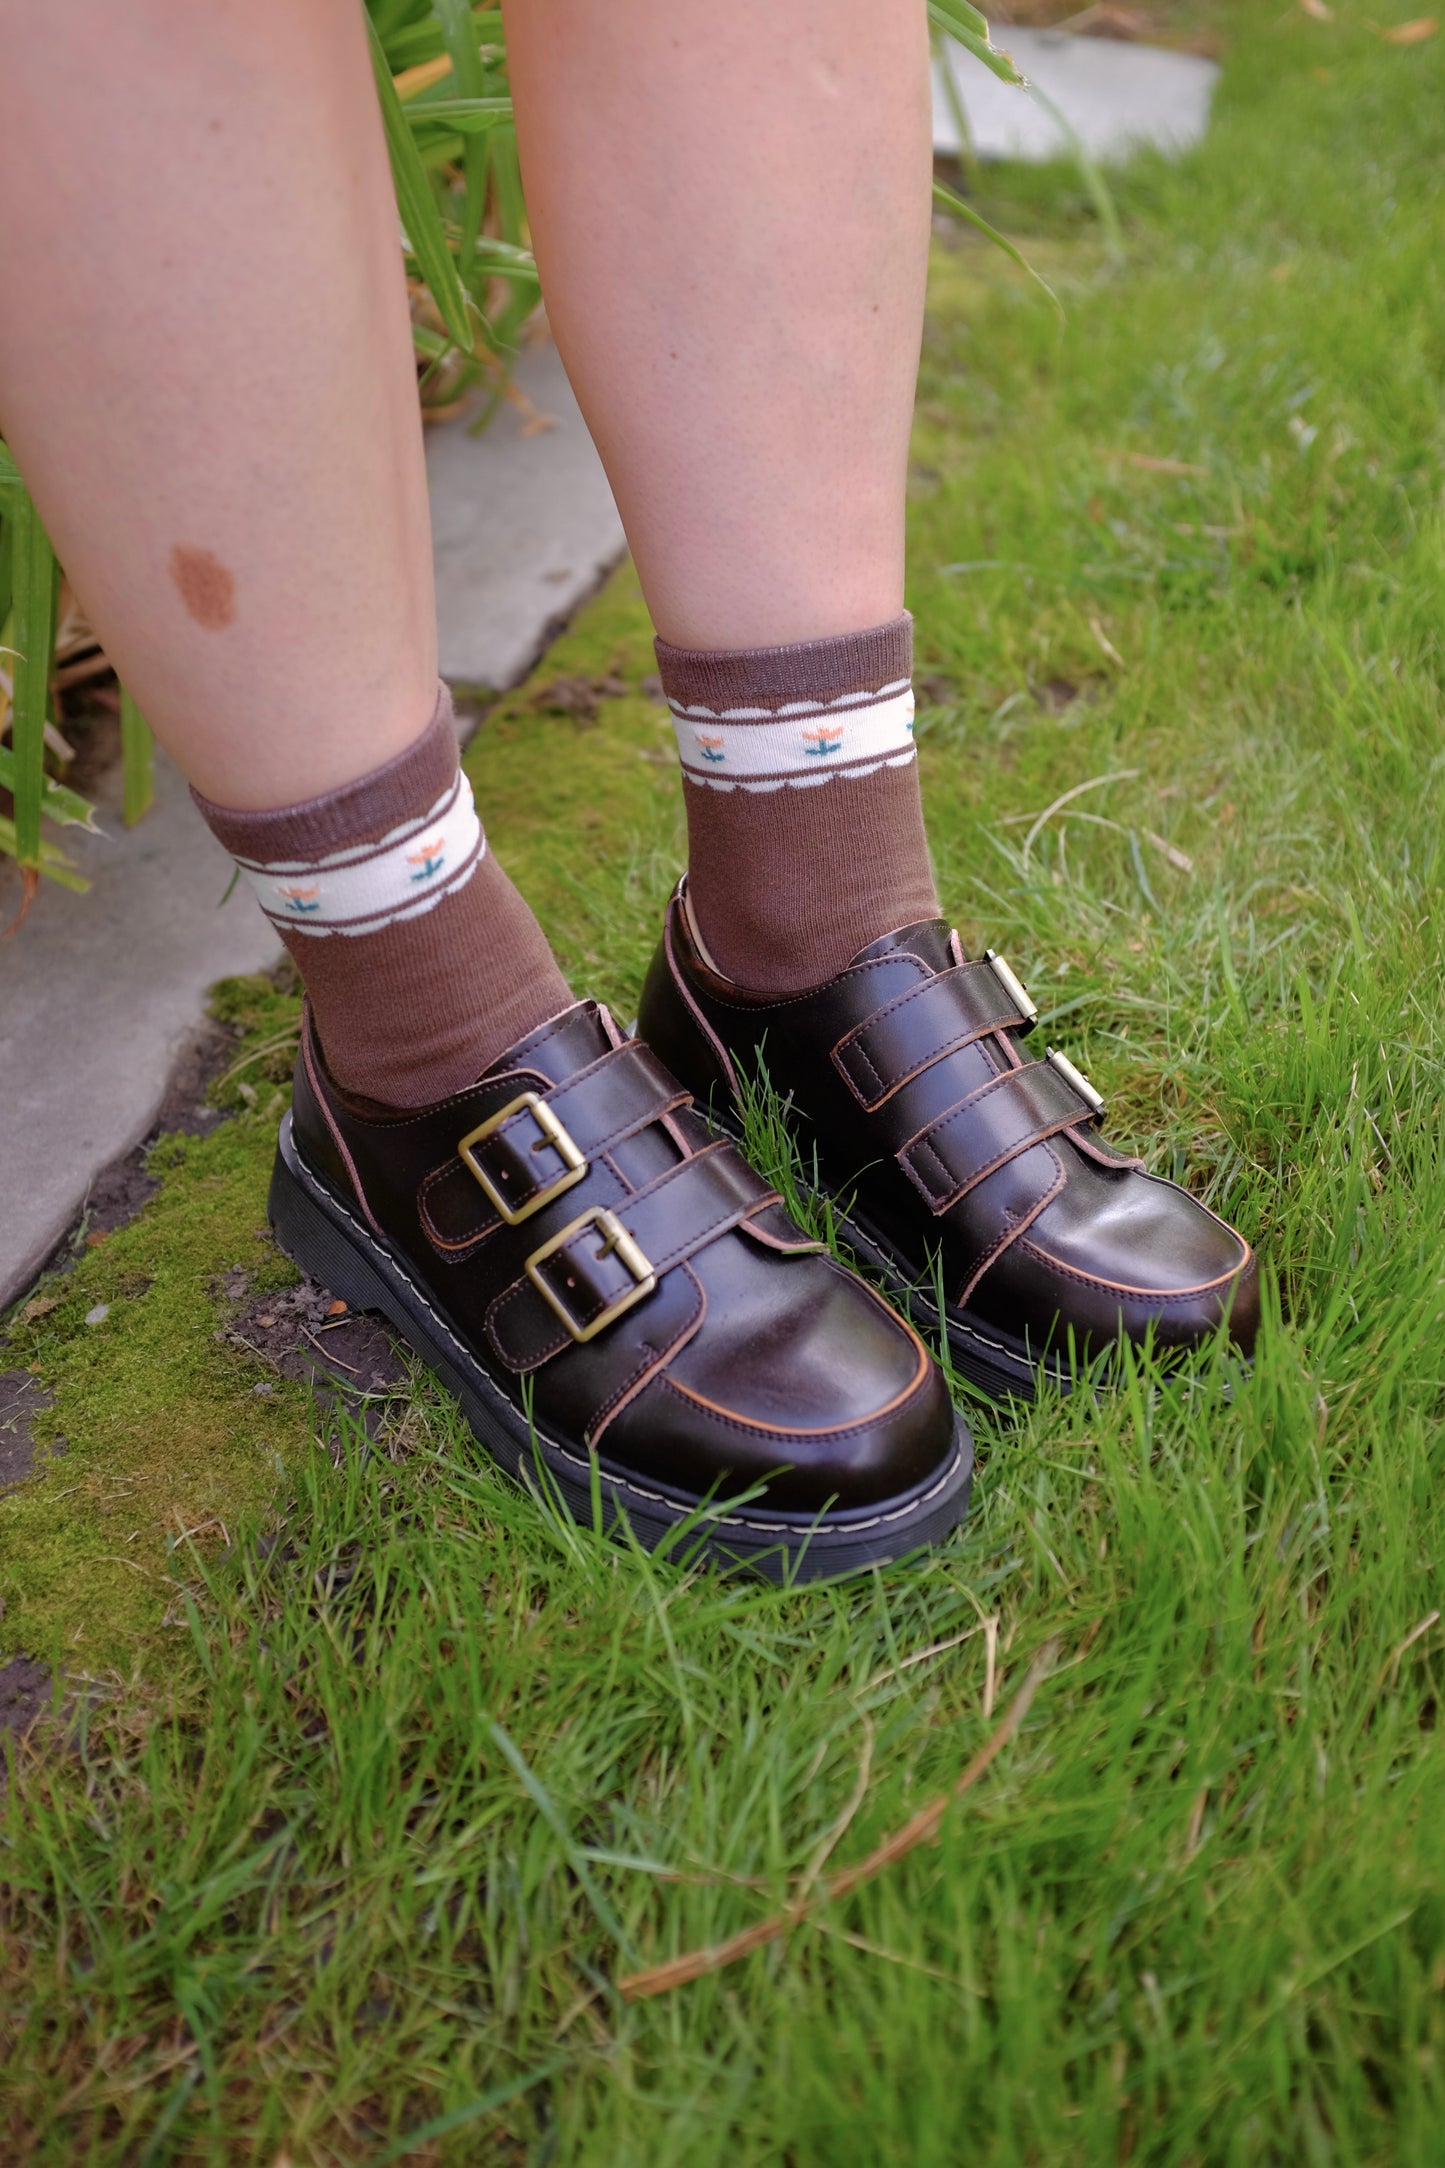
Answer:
xmin=4 ymin=5 xmax=1445 ymax=2158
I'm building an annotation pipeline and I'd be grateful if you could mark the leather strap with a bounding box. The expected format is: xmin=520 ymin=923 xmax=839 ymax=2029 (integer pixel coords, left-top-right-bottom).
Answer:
xmin=898 ymin=1058 xmax=1099 ymax=1216
xmin=421 ymin=1040 xmax=688 ymax=1253
xmin=486 ymin=1141 xmax=781 ymax=1372
xmin=831 ymin=960 xmax=1031 ymax=1110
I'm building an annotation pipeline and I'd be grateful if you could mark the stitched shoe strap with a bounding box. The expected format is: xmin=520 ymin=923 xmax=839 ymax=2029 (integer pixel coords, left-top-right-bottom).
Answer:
xmin=899 ymin=1057 xmax=1103 ymax=1216
xmin=831 ymin=958 xmax=1034 ymax=1111
xmin=486 ymin=1140 xmax=781 ymax=1372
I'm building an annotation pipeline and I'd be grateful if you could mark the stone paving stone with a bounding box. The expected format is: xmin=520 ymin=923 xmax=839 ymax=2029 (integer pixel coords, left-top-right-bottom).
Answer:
xmin=429 ymin=340 xmax=626 ymax=689
xmin=0 ymin=747 xmax=283 ymax=1310
xmin=933 ymin=25 xmax=1219 ymax=165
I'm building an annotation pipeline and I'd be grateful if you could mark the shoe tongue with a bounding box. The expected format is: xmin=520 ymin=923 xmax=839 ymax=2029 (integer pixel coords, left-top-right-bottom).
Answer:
xmin=848 ymin=917 xmax=957 ymax=975
xmin=483 ymin=998 xmax=613 ymax=1088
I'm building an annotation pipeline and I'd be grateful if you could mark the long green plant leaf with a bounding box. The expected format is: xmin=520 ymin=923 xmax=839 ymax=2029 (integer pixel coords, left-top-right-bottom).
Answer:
xmin=0 ymin=815 xmax=87 ymax=893
xmin=932 ymin=179 xmax=1063 ymax=319
xmin=0 ymin=439 xmax=21 ymax=491
xmin=8 ymin=484 xmax=58 ymax=872
xmin=927 ymin=0 xmax=1026 ymax=88
xmin=407 ymin=95 xmax=511 ymax=134
xmin=120 ymin=685 xmax=155 ymax=827
xmin=381 ymin=6 xmax=504 ymax=74
xmin=431 ymin=0 xmax=491 ymax=276
xmin=1026 ymin=81 xmax=1126 ymax=262
xmin=366 ymin=10 xmax=474 ymax=348
xmin=0 ymin=744 xmax=98 ymax=831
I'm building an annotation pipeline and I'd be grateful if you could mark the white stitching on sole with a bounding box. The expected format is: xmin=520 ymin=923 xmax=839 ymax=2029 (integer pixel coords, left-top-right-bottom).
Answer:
xmin=281 ymin=1118 xmax=966 ymax=1542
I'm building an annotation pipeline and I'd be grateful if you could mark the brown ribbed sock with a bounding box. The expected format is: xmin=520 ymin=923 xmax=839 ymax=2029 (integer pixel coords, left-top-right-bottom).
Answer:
xmin=193 ymin=685 xmax=572 ymax=1107
xmin=655 ymin=613 xmax=939 ymax=993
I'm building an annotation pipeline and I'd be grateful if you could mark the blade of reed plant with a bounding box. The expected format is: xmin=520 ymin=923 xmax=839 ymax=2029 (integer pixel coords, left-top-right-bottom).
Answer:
xmin=120 ymin=686 xmax=155 ymax=828
xmin=928 ymin=0 xmax=1026 ymax=88
xmin=932 ymin=179 xmax=1063 ymax=318
xmin=0 ymin=746 xmax=97 ymax=831
xmin=1026 ymin=81 xmax=1126 ymax=263
xmin=432 ymin=0 xmax=490 ymax=275
xmin=8 ymin=483 xmax=58 ymax=872
xmin=0 ymin=816 xmax=87 ymax=894
xmin=366 ymin=10 xmax=474 ymax=349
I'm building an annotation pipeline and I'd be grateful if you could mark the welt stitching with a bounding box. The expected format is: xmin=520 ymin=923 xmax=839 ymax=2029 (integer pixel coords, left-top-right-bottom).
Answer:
xmin=1015 ymin=1236 xmax=1250 ymax=1300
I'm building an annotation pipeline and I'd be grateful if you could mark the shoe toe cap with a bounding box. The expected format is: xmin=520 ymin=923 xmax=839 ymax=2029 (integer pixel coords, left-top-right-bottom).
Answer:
xmin=603 ymin=1247 xmax=959 ymax=1512
xmin=981 ymin=1162 xmax=1257 ymax=1358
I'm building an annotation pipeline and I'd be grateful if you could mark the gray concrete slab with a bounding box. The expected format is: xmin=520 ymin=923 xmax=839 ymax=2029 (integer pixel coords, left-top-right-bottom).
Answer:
xmin=2 ymin=336 xmax=629 ymax=1308
xmin=428 ymin=339 xmax=627 ymax=689
xmin=0 ymin=744 xmax=283 ymax=1308
xmin=933 ymin=26 xmax=1219 ymax=164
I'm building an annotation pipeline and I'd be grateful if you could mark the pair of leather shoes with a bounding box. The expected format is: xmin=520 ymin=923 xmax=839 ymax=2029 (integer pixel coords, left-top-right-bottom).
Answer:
xmin=269 ymin=885 xmax=1254 ymax=1578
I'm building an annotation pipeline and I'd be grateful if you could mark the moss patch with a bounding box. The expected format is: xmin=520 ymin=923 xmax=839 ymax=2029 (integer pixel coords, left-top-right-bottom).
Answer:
xmin=0 ymin=983 xmax=313 ymax=1673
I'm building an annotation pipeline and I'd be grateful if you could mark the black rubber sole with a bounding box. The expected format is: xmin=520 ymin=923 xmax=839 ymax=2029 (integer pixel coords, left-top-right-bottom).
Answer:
xmin=267 ymin=1115 xmax=973 ymax=1583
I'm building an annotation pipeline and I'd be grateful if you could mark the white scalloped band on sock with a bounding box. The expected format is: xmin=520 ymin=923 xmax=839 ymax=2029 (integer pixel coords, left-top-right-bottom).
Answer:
xmin=233 ymin=768 xmax=484 ymax=937
xmin=670 ymin=682 xmax=916 ymax=793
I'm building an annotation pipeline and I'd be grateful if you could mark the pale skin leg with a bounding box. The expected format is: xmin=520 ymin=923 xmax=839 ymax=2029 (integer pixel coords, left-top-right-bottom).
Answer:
xmin=0 ymin=0 xmax=436 ymax=809
xmin=505 ymin=0 xmax=934 ymax=650
xmin=0 ymin=0 xmax=931 ymax=789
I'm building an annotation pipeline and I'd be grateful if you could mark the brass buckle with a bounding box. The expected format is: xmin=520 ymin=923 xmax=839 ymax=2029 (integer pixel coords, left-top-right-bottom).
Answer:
xmin=457 ymin=1091 xmax=587 ymax=1225
xmin=984 ymin=948 xmax=1038 ymax=1028
xmin=525 ymin=1206 xmax=657 ymax=1344
xmin=1046 ymin=1045 xmax=1106 ymax=1117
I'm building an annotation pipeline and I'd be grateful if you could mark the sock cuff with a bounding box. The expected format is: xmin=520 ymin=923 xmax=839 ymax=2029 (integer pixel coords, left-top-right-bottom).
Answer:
xmin=654 ymin=614 xmax=912 ymax=715
xmin=191 ymin=681 xmax=457 ymax=860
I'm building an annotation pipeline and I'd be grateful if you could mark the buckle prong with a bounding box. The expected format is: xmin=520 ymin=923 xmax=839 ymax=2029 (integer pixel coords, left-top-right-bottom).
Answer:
xmin=1046 ymin=1045 xmax=1106 ymax=1117
xmin=525 ymin=1206 xmax=657 ymax=1343
xmin=984 ymin=948 xmax=1038 ymax=1028
xmin=457 ymin=1091 xmax=588 ymax=1225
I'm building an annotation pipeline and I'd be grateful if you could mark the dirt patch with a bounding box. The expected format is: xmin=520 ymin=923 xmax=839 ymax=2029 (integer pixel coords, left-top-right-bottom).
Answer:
xmin=216 ymin=1270 xmax=410 ymax=1441
xmin=0 ymin=1372 xmax=52 ymax=1492
xmin=0 ymin=1653 xmax=55 ymax=1743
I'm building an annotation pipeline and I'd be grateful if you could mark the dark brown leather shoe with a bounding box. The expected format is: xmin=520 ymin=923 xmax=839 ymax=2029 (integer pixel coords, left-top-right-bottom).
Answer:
xmin=638 ymin=882 xmax=1258 ymax=1400
xmin=268 ymin=997 xmax=970 ymax=1578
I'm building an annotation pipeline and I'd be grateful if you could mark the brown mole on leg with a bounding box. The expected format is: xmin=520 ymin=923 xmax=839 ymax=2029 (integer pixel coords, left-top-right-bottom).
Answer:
xmin=170 ymin=544 xmax=237 ymax=630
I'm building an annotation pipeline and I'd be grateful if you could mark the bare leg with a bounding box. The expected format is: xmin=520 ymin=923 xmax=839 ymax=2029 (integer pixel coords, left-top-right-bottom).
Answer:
xmin=506 ymin=0 xmax=933 ymax=650
xmin=509 ymin=0 xmax=938 ymax=989
xmin=0 ymin=0 xmax=572 ymax=1101
xmin=0 ymin=0 xmax=435 ymax=808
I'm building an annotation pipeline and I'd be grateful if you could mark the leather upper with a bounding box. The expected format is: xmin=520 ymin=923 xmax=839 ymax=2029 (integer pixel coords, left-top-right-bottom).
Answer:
xmin=290 ymin=996 xmax=956 ymax=1509
xmin=638 ymin=885 xmax=1259 ymax=1363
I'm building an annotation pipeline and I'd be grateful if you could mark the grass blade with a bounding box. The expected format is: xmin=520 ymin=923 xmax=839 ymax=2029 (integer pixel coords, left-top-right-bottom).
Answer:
xmin=370 ymin=2058 xmax=565 ymax=2167
xmin=932 ymin=178 xmax=1063 ymax=319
